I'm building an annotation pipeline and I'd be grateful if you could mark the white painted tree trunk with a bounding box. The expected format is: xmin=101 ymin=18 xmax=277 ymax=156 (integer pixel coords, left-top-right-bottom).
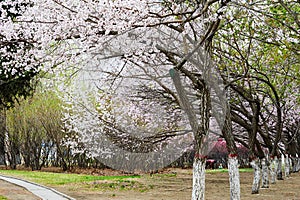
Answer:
xmin=250 ymin=159 xmax=261 ymax=194
xmin=296 ymin=157 xmax=300 ymax=172
xmin=291 ymin=157 xmax=297 ymax=173
xmin=270 ymin=156 xmax=278 ymax=184
xmin=192 ymin=158 xmax=206 ymax=200
xmin=284 ymin=154 xmax=290 ymax=178
xmin=277 ymin=156 xmax=283 ymax=180
xmin=261 ymin=157 xmax=269 ymax=188
xmin=289 ymin=157 xmax=293 ymax=173
xmin=227 ymin=156 xmax=240 ymax=200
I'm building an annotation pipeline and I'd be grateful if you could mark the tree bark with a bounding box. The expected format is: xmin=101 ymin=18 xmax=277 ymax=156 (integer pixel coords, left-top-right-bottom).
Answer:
xmin=192 ymin=157 xmax=206 ymax=200
xmin=261 ymin=157 xmax=269 ymax=188
xmin=284 ymin=154 xmax=290 ymax=178
xmin=228 ymin=155 xmax=240 ymax=200
xmin=296 ymin=157 xmax=300 ymax=172
xmin=291 ymin=157 xmax=297 ymax=173
xmin=6 ymin=141 xmax=18 ymax=169
xmin=277 ymin=155 xmax=284 ymax=180
xmin=270 ymin=156 xmax=278 ymax=184
xmin=190 ymin=85 xmax=210 ymax=200
xmin=0 ymin=106 xmax=6 ymax=165
xmin=250 ymin=158 xmax=261 ymax=194
xmin=222 ymin=107 xmax=240 ymax=200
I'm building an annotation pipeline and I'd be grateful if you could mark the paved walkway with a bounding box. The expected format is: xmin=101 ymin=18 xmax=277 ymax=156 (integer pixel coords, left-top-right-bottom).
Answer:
xmin=0 ymin=175 xmax=75 ymax=200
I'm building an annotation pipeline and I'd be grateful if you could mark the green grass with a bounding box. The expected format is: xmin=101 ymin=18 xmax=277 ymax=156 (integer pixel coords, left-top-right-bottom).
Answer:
xmin=0 ymin=169 xmax=150 ymax=192
xmin=206 ymin=168 xmax=253 ymax=173
xmin=0 ymin=170 xmax=140 ymax=186
xmin=0 ymin=196 xmax=8 ymax=200
xmin=151 ymin=173 xmax=177 ymax=178
xmin=0 ymin=168 xmax=252 ymax=192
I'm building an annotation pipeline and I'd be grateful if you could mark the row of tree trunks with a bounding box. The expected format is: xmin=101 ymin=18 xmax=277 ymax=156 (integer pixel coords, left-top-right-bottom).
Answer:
xmin=249 ymin=153 xmax=300 ymax=196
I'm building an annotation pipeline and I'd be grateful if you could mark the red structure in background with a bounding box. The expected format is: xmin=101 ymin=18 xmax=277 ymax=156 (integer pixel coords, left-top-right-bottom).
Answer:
xmin=170 ymin=138 xmax=249 ymax=169
xmin=207 ymin=138 xmax=249 ymax=169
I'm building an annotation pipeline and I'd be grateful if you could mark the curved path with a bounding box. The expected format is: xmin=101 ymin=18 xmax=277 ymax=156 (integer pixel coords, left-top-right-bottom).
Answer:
xmin=0 ymin=175 xmax=75 ymax=200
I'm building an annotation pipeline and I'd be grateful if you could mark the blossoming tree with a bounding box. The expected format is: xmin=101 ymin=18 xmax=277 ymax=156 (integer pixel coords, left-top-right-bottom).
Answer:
xmin=1 ymin=0 xmax=299 ymax=200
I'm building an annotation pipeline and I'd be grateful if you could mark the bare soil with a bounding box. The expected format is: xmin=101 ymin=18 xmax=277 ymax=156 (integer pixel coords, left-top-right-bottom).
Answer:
xmin=0 ymin=179 xmax=41 ymax=200
xmin=55 ymin=168 xmax=300 ymax=200
xmin=1 ymin=168 xmax=300 ymax=200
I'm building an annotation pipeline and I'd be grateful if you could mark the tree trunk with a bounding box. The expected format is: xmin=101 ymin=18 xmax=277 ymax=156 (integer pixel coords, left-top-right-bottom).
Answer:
xmin=250 ymin=158 xmax=261 ymax=194
xmin=0 ymin=106 xmax=6 ymax=165
xmin=291 ymin=157 xmax=297 ymax=173
xmin=192 ymin=157 xmax=206 ymax=200
xmin=222 ymin=104 xmax=240 ymax=200
xmin=270 ymin=156 xmax=278 ymax=184
xmin=228 ymin=155 xmax=240 ymax=200
xmin=277 ymin=156 xmax=283 ymax=180
xmin=7 ymin=143 xmax=17 ymax=170
xmin=22 ymin=142 xmax=31 ymax=168
xmin=284 ymin=154 xmax=290 ymax=178
xmin=261 ymin=157 xmax=269 ymax=188
xmin=296 ymin=157 xmax=300 ymax=172
xmin=294 ymin=157 xmax=300 ymax=172
xmin=170 ymin=57 xmax=211 ymax=200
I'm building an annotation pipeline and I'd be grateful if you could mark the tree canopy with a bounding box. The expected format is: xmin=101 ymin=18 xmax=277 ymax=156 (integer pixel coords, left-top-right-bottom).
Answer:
xmin=0 ymin=0 xmax=38 ymax=107
xmin=0 ymin=0 xmax=299 ymax=199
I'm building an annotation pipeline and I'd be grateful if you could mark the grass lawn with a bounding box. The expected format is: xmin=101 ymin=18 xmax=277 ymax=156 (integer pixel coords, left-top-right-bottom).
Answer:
xmin=0 ymin=196 xmax=7 ymax=200
xmin=0 ymin=168 xmax=252 ymax=186
xmin=0 ymin=168 xmax=253 ymax=193
xmin=206 ymin=168 xmax=253 ymax=173
xmin=0 ymin=168 xmax=257 ymax=199
xmin=0 ymin=169 xmax=140 ymax=186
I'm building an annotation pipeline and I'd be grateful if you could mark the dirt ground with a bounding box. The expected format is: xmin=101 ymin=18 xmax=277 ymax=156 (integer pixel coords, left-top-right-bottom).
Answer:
xmin=56 ymin=168 xmax=300 ymax=200
xmin=0 ymin=179 xmax=41 ymax=200
xmin=1 ymin=168 xmax=300 ymax=200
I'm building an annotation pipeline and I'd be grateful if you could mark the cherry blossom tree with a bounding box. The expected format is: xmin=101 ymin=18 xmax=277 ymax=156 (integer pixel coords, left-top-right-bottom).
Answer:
xmin=0 ymin=1 xmax=234 ymax=199
xmin=1 ymin=0 xmax=299 ymax=199
xmin=213 ymin=0 xmax=299 ymax=194
xmin=0 ymin=0 xmax=40 ymax=166
xmin=0 ymin=0 xmax=39 ymax=107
